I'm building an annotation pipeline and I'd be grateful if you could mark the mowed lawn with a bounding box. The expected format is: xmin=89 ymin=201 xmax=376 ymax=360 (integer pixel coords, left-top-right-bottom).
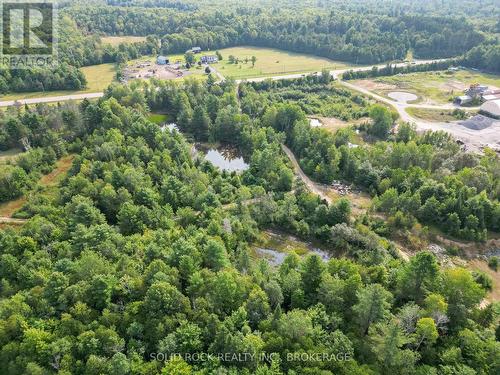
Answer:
xmin=0 ymin=63 xmax=117 ymax=101
xmin=214 ymin=46 xmax=355 ymax=79
xmin=354 ymin=69 xmax=500 ymax=105
xmin=101 ymin=36 xmax=147 ymax=46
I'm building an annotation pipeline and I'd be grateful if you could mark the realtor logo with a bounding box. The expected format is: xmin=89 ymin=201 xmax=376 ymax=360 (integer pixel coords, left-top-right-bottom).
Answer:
xmin=0 ymin=0 xmax=57 ymax=68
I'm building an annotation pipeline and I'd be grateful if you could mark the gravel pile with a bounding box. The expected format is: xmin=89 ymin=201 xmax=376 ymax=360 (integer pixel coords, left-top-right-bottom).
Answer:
xmin=459 ymin=115 xmax=498 ymax=131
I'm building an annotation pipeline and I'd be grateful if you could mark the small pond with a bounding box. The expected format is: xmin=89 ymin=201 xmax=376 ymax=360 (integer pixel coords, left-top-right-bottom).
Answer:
xmin=310 ymin=118 xmax=322 ymax=127
xmin=255 ymin=248 xmax=287 ymax=267
xmin=195 ymin=143 xmax=249 ymax=173
xmin=156 ymin=122 xmax=248 ymax=172
xmin=387 ymin=91 xmax=418 ymax=103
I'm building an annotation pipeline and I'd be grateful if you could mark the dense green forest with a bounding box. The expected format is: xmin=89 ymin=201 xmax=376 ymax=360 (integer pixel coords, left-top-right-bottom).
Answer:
xmin=0 ymin=2 xmax=499 ymax=373
xmin=64 ymin=0 xmax=499 ymax=67
xmin=0 ymin=75 xmax=498 ymax=374
xmin=67 ymin=6 xmax=485 ymax=64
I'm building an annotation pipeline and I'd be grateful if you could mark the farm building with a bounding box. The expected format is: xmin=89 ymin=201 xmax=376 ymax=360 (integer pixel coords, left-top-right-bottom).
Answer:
xmin=201 ymin=55 xmax=218 ymax=64
xmin=480 ymin=99 xmax=500 ymax=119
xmin=157 ymin=56 xmax=169 ymax=65
xmin=455 ymin=95 xmax=473 ymax=105
xmin=186 ymin=47 xmax=201 ymax=54
xmin=483 ymin=94 xmax=500 ymax=101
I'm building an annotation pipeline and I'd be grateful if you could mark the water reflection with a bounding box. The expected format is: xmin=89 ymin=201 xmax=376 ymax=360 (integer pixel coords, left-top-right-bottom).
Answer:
xmin=195 ymin=143 xmax=249 ymax=173
xmin=157 ymin=121 xmax=249 ymax=172
xmin=255 ymin=248 xmax=287 ymax=266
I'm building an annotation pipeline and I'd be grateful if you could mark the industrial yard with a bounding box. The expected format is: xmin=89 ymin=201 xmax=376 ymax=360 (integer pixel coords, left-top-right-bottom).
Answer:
xmin=121 ymin=59 xmax=196 ymax=82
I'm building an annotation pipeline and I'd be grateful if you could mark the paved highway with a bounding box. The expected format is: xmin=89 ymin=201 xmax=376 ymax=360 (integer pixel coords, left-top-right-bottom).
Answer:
xmin=0 ymin=92 xmax=104 ymax=107
xmin=0 ymin=59 xmax=445 ymax=107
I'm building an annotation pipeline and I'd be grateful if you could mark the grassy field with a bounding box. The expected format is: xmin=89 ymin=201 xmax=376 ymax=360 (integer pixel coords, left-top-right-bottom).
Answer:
xmin=354 ymin=69 xmax=500 ymax=105
xmin=80 ymin=64 xmax=117 ymax=92
xmin=101 ymin=36 xmax=146 ymax=46
xmin=0 ymin=63 xmax=117 ymax=101
xmin=114 ymin=46 xmax=358 ymax=84
xmin=214 ymin=46 xmax=355 ymax=79
xmin=407 ymin=107 xmax=478 ymax=122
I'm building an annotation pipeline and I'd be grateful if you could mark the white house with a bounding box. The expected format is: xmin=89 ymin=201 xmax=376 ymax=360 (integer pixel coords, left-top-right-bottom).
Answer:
xmin=201 ymin=55 xmax=218 ymax=64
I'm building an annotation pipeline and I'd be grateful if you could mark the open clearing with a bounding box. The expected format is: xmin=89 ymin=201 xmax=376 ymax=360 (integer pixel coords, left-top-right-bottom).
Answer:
xmin=311 ymin=116 xmax=369 ymax=134
xmin=326 ymin=189 xmax=372 ymax=217
xmin=124 ymin=54 xmax=207 ymax=82
xmin=407 ymin=107 xmax=478 ymax=122
xmin=147 ymin=113 xmax=169 ymax=124
xmin=214 ymin=46 xmax=356 ymax=79
xmin=0 ymin=64 xmax=116 ymax=101
xmin=0 ymin=197 xmax=27 ymax=218
xmin=468 ymin=259 xmax=500 ymax=302
xmin=101 ymin=36 xmax=146 ymax=46
xmin=354 ymin=69 xmax=500 ymax=105
xmin=253 ymin=230 xmax=312 ymax=257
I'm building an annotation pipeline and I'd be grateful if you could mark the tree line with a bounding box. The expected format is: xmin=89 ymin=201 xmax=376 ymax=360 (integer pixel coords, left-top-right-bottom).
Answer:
xmin=67 ymin=5 xmax=485 ymax=64
xmin=342 ymin=60 xmax=460 ymax=80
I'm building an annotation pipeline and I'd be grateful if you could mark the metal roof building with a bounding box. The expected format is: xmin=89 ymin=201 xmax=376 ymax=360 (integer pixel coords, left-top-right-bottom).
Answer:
xmin=480 ymin=99 xmax=500 ymax=119
xmin=157 ymin=56 xmax=168 ymax=65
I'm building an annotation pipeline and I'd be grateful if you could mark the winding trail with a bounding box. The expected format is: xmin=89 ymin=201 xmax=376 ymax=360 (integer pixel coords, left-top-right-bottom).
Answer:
xmin=281 ymin=143 xmax=413 ymax=261
xmin=280 ymin=144 xmax=332 ymax=204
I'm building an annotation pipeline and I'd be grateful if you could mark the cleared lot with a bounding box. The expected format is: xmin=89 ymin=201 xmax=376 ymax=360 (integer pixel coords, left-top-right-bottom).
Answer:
xmin=353 ymin=69 xmax=500 ymax=105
